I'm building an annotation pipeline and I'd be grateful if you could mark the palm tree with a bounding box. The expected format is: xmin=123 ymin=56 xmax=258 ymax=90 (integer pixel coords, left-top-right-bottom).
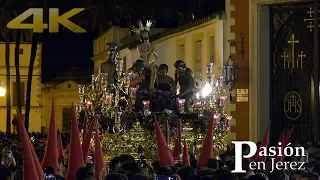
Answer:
xmin=24 ymin=0 xmax=45 ymax=130
xmin=14 ymin=30 xmax=22 ymax=112
xmin=24 ymin=33 xmax=40 ymax=130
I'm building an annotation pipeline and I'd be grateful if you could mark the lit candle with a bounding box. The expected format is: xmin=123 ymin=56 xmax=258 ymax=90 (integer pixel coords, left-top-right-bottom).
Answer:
xmin=178 ymin=99 xmax=185 ymax=105
xmin=206 ymin=63 xmax=213 ymax=74
xmin=116 ymin=58 xmax=123 ymax=72
xmin=91 ymin=75 xmax=96 ymax=82
xmin=178 ymin=99 xmax=186 ymax=113
xmin=125 ymin=73 xmax=131 ymax=86
xmin=130 ymin=88 xmax=137 ymax=98
xmin=142 ymin=100 xmax=150 ymax=111
xmin=213 ymin=113 xmax=220 ymax=124
xmin=105 ymin=94 xmax=113 ymax=105
xmin=196 ymin=93 xmax=200 ymax=99
xmin=220 ymin=96 xmax=227 ymax=107
xmin=78 ymin=85 xmax=85 ymax=94
xmin=101 ymin=73 xmax=108 ymax=85
xmin=87 ymin=101 xmax=92 ymax=111
xmin=195 ymin=102 xmax=201 ymax=107
xmin=226 ymin=116 xmax=232 ymax=127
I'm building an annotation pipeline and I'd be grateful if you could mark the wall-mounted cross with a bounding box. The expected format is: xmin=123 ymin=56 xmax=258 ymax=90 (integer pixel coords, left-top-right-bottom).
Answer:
xmin=297 ymin=50 xmax=306 ymax=68
xmin=307 ymin=7 xmax=314 ymax=17
xmin=282 ymin=51 xmax=289 ymax=69
xmin=304 ymin=7 xmax=320 ymax=32
xmin=288 ymin=34 xmax=299 ymax=68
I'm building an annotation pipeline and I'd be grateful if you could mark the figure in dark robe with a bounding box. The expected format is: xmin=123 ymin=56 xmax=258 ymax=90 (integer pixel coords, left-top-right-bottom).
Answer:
xmin=130 ymin=67 xmax=152 ymax=111
xmin=132 ymin=20 xmax=158 ymax=89
xmin=155 ymin=64 xmax=174 ymax=93
xmin=174 ymin=60 xmax=195 ymax=112
xmin=100 ymin=42 xmax=119 ymax=86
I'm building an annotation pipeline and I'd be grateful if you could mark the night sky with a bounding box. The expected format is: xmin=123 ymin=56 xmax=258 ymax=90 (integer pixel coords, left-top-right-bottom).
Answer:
xmin=41 ymin=32 xmax=93 ymax=82
xmin=40 ymin=0 xmax=225 ymax=82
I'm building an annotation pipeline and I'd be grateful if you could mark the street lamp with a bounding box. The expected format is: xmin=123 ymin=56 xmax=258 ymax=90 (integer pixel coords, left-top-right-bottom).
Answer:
xmin=223 ymin=33 xmax=245 ymax=101
xmin=0 ymin=80 xmax=6 ymax=97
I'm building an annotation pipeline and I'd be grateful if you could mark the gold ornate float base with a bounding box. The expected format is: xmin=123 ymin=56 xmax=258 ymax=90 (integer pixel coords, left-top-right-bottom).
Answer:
xmin=95 ymin=123 xmax=229 ymax=163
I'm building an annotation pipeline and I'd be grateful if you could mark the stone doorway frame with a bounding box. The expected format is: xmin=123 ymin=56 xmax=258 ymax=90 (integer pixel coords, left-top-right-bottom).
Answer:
xmin=248 ymin=0 xmax=308 ymax=142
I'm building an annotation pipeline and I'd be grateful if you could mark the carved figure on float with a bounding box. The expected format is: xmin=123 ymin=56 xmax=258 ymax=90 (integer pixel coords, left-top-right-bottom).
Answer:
xmin=100 ymin=42 xmax=120 ymax=86
xmin=132 ymin=20 xmax=159 ymax=89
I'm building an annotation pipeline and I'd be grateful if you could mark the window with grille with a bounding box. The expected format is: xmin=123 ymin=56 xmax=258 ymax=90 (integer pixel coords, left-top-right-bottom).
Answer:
xmin=19 ymin=48 xmax=23 ymax=54
xmin=12 ymin=82 xmax=25 ymax=106
xmin=62 ymin=107 xmax=72 ymax=132
xmin=210 ymin=37 xmax=214 ymax=64
xmin=194 ymin=41 xmax=202 ymax=77
xmin=179 ymin=45 xmax=185 ymax=60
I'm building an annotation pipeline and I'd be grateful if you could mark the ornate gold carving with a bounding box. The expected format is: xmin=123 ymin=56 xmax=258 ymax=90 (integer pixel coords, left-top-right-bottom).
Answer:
xmin=284 ymin=91 xmax=302 ymax=120
xmin=99 ymin=169 xmax=107 ymax=180
xmin=304 ymin=7 xmax=320 ymax=32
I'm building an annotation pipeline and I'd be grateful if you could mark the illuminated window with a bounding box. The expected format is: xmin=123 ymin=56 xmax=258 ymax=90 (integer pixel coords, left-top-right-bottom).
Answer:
xmin=12 ymin=82 xmax=25 ymax=106
xmin=179 ymin=45 xmax=185 ymax=60
xmin=19 ymin=48 xmax=23 ymax=54
xmin=194 ymin=41 xmax=202 ymax=77
xmin=209 ymin=37 xmax=214 ymax=64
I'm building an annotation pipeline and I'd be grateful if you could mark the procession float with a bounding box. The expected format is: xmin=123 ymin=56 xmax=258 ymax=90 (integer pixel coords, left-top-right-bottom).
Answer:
xmin=76 ymin=20 xmax=238 ymax=163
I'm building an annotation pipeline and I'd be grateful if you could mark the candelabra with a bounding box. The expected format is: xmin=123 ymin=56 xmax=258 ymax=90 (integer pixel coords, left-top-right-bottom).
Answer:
xmin=77 ymin=72 xmax=109 ymax=117
xmin=77 ymin=58 xmax=136 ymax=133
xmin=184 ymin=63 xmax=232 ymax=158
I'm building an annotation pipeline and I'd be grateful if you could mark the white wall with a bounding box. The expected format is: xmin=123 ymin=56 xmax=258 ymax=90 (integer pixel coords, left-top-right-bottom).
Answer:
xmin=121 ymin=19 xmax=224 ymax=85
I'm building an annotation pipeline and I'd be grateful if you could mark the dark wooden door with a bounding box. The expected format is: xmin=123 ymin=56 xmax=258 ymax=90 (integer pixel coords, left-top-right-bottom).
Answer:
xmin=62 ymin=107 xmax=72 ymax=132
xmin=270 ymin=2 xmax=319 ymax=144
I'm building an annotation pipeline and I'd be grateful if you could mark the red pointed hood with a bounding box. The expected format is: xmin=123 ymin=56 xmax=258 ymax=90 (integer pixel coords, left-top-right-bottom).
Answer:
xmin=57 ymin=131 xmax=65 ymax=161
xmin=283 ymin=127 xmax=295 ymax=147
xmin=197 ymin=116 xmax=215 ymax=167
xmin=274 ymin=129 xmax=285 ymax=162
xmin=172 ymin=119 xmax=182 ymax=160
xmin=17 ymin=113 xmax=41 ymax=180
xmin=254 ymin=123 xmax=270 ymax=162
xmin=154 ymin=119 xmax=175 ymax=166
xmin=66 ymin=103 xmax=84 ymax=180
xmin=94 ymin=124 xmax=107 ymax=179
xmin=182 ymin=142 xmax=190 ymax=166
xmin=29 ymin=137 xmax=45 ymax=179
xmin=82 ymin=119 xmax=96 ymax=165
xmin=41 ymin=99 xmax=60 ymax=174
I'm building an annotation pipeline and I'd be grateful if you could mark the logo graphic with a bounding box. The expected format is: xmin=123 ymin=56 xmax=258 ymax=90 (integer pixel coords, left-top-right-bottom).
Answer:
xmin=7 ymin=8 xmax=86 ymax=33
xmin=231 ymin=141 xmax=306 ymax=173
xmin=284 ymin=91 xmax=302 ymax=120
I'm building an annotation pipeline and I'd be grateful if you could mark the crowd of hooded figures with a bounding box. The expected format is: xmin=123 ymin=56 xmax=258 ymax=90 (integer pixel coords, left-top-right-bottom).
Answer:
xmin=1 ymin=107 xmax=318 ymax=180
